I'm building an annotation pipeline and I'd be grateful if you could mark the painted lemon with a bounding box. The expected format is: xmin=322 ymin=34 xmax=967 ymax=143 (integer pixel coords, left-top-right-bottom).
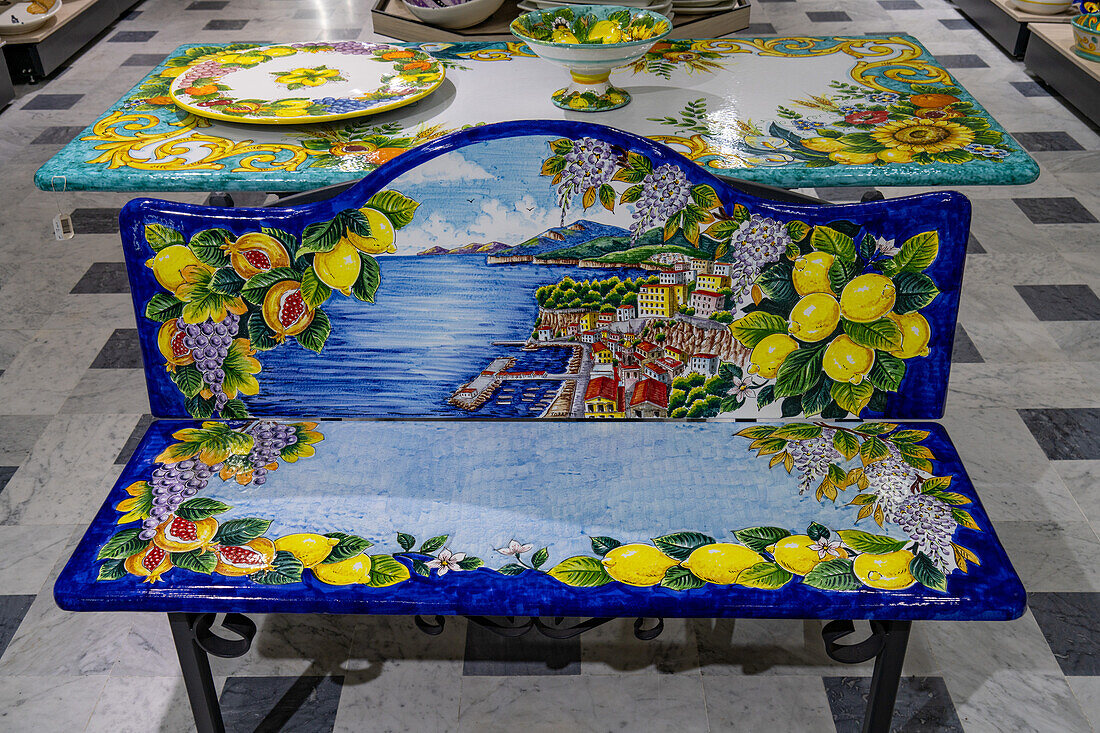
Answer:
xmin=313 ymin=239 xmax=362 ymax=296
xmin=823 ymin=335 xmax=876 ymax=385
xmin=274 ymin=533 xmax=340 ymax=569
xmin=347 ymin=207 xmax=396 ymax=254
xmin=840 ymin=274 xmax=897 ymax=323
xmin=552 ymin=29 xmax=579 ymax=43
xmin=878 ymin=149 xmax=913 ymax=163
xmin=792 ymin=252 xmax=836 ymax=296
xmin=748 ymin=333 xmax=798 ymax=379
xmin=146 ymin=245 xmax=204 ymax=294
xmin=767 ymin=535 xmax=847 ymax=576
xmin=853 ymin=550 xmax=916 ymax=590
xmin=887 ymin=312 xmax=931 ymax=359
xmin=601 ymin=544 xmax=678 ymax=587
xmin=802 ymin=137 xmax=846 ymax=153
xmin=590 ymin=20 xmax=623 ymax=43
xmin=312 ymin=554 xmax=372 ymax=585
xmin=682 ymin=543 xmax=763 ymax=585
xmin=788 ymin=293 xmax=841 ymax=342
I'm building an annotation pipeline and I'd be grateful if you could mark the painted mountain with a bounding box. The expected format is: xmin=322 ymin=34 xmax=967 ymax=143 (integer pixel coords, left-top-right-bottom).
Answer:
xmin=498 ymin=220 xmax=631 ymax=257
xmin=534 ymin=227 xmax=721 ymax=263
xmin=417 ymin=241 xmax=511 ymax=255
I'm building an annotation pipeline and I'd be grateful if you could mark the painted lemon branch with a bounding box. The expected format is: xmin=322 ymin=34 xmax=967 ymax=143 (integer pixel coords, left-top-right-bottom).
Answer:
xmin=143 ymin=189 xmax=419 ymax=418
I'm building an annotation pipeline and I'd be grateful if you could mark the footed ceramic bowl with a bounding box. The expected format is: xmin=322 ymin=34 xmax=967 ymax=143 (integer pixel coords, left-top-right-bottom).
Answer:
xmin=1011 ymin=0 xmax=1072 ymax=14
xmin=510 ymin=5 xmax=672 ymax=112
xmin=1073 ymin=5 xmax=1100 ymax=61
xmin=403 ymin=0 xmax=505 ymax=29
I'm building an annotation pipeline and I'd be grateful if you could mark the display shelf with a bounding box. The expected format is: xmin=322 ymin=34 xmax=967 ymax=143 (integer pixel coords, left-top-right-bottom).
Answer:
xmin=1 ymin=0 xmax=143 ymax=82
xmin=370 ymin=0 xmax=750 ymax=43
xmin=1025 ymin=22 xmax=1100 ymax=124
xmin=953 ymin=0 xmax=1075 ymax=57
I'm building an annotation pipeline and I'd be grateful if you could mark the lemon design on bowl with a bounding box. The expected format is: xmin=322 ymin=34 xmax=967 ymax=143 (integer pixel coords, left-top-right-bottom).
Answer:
xmin=275 ymin=533 xmax=340 ymax=569
xmin=840 ymin=274 xmax=897 ymax=323
xmin=823 ymin=335 xmax=876 ymax=385
xmin=312 ymin=554 xmax=372 ymax=585
xmin=347 ymin=207 xmax=397 ymax=255
xmin=601 ymin=543 xmax=678 ymax=586
xmin=681 ymin=543 xmax=763 ymax=585
xmin=792 ymin=252 xmax=835 ymax=296
xmin=788 ymin=293 xmax=841 ymax=342
xmin=312 ymin=239 xmax=362 ymax=296
xmin=887 ymin=312 xmax=931 ymax=358
xmin=767 ymin=535 xmax=847 ymax=576
xmin=748 ymin=333 xmax=799 ymax=379
xmin=853 ymin=550 xmax=916 ymax=590
xmin=146 ymin=245 xmax=206 ymax=295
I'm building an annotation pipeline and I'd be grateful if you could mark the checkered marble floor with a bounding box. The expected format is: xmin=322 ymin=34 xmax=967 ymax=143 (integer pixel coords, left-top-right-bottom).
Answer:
xmin=0 ymin=0 xmax=1099 ymax=729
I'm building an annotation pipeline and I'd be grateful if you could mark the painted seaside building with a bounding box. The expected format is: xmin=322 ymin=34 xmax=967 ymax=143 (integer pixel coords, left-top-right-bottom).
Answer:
xmin=697 ymin=273 xmax=730 ymax=292
xmin=592 ymin=342 xmax=613 ymax=363
xmin=584 ymin=376 xmax=625 ymax=418
xmin=691 ymin=289 xmax=725 ymax=318
xmin=691 ymin=258 xmax=711 ymax=274
xmin=629 ymin=378 xmax=669 ymax=418
xmin=635 ymin=341 xmax=661 ymax=363
xmin=538 ymin=326 xmax=553 ymax=341
xmin=711 ymin=262 xmax=732 ymax=277
xmin=566 ymin=323 xmax=580 ymax=337
xmin=581 ymin=330 xmax=597 ymax=344
xmin=659 ymin=268 xmax=689 ymax=286
xmin=579 ymin=312 xmax=597 ymax=330
xmin=690 ymin=353 xmax=720 ymax=377
xmin=638 ymin=284 xmax=681 ymax=317
xmin=616 ymin=304 xmax=636 ymax=321
xmin=656 ymin=356 xmax=685 ymax=378
xmin=598 ymin=312 xmax=615 ymax=326
xmin=643 ymin=362 xmax=671 ymax=385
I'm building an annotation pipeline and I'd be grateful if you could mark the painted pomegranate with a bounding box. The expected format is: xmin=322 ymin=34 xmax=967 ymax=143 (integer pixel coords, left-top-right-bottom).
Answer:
xmin=262 ymin=281 xmax=314 ymax=341
xmin=214 ymin=537 xmax=275 ymax=576
xmin=223 ymin=232 xmax=291 ymax=279
xmin=153 ymin=515 xmax=218 ymax=553
xmin=157 ymin=320 xmax=194 ymax=371
xmin=125 ymin=544 xmax=173 ymax=583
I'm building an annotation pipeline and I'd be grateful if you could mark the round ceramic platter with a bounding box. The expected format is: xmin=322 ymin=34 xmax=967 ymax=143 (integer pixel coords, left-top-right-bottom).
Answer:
xmin=0 ymin=0 xmax=61 ymax=35
xmin=168 ymin=41 xmax=446 ymax=125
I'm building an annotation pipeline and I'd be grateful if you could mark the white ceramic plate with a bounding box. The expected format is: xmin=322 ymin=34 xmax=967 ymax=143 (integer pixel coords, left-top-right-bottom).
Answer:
xmin=0 ymin=0 xmax=60 ymax=35
xmin=168 ymin=41 xmax=446 ymax=125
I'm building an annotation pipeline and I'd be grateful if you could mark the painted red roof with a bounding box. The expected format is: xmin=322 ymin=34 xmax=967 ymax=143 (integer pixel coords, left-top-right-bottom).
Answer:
xmin=585 ymin=376 xmax=618 ymax=402
xmin=630 ymin=378 xmax=669 ymax=408
xmin=645 ymin=363 xmax=668 ymax=376
xmin=692 ymin=289 xmax=723 ymax=299
xmin=693 ymin=353 xmax=717 ymax=359
xmin=592 ymin=341 xmax=608 ymax=352
xmin=636 ymin=341 xmax=658 ymax=353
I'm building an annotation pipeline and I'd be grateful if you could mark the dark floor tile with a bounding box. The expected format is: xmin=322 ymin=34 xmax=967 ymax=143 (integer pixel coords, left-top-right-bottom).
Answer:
xmin=939 ymin=17 xmax=972 ymax=28
xmin=116 ymin=415 xmax=154 ymax=465
xmin=0 ymin=466 xmax=16 ymax=494
xmin=122 ymin=53 xmax=170 ymax=67
xmin=90 ymin=329 xmax=143 ymax=369
xmin=122 ymin=9 xmax=142 ymax=19
xmin=187 ymin=0 xmax=229 ymax=8
xmin=737 ymin=22 xmax=777 ymax=34
xmin=22 ymin=94 xmax=83 ymax=111
xmin=30 ymin=126 xmax=86 ymax=144
xmin=880 ymin=0 xmax=922 ymax=8
xmin=1013 ymin=197 xmax=1099 ymax=225
xmin=1011 ymin=131 xmax=1085 ymax=152
xmin=967 ymin=234 xmax=985 ymax=254
xmin=220 ymin=675 xmax=342 ymax=733
xmin=203 ymin=19 xmax=248 ymax=30
xmin=807 ymin=11 xmax=851 ymax=21
xmin=1011 ymin=80 xmax=1051 ymax=97
xmin=1015 ymin=284 xmax=1100 ymax=320
xmin=0 ymin=596 xmax=35 ymax=660
xmin=463 ymin=620 xmax=581 ymax=675
xmin=71 ymin=208 xmax=122 ymax=234
xmin=109 ymin=30 xmax=158 ymax=42
xmin=935 ymin=54 xmax=988 ymax=68
xmin=1019 ymin=408 xmax=1100 ymax=460
xmin=952 ymin=325 xmax=984 ymax=363
xmin=825 ymin=676 xmax=963 ymax=732
xmin=70 ymin=262 xmax=130 ymax=294
xmin=1028 ymin=593 xmax=1100 ymax=675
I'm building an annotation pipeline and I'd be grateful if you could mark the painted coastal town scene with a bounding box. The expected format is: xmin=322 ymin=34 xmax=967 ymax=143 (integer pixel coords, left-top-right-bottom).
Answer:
xmin=136 ymin=130 xmax=953 ymax=421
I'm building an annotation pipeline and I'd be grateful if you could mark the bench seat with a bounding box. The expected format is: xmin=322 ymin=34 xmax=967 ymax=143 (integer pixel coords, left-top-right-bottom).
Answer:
xmin=56 ymin=419 xmax=1024 ymax=622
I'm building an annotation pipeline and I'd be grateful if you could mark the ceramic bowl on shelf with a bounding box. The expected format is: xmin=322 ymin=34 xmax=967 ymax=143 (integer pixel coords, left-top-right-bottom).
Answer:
xmin=1011 ymin=0 xmax=1072 ymax=15
xmin=402 ymin=0 xmax=505 ymax=29
xmin=1073 ymin=8 xmax=1100 ymax=61
xmin=0 ymin=0 xmax=61 ymax=36
xmin=510 ymin=5 xmax=672 ymax=112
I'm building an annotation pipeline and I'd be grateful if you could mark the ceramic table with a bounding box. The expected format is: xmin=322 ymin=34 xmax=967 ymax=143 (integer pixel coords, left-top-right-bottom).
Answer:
xmin=34 ymin=35 xmax=1039 ymax=192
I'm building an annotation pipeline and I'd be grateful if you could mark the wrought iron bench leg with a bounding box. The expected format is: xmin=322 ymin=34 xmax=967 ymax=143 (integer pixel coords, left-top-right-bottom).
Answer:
xmin=822 ymin=619 xmax=912 ymax=733
xmin=169 ymin=612 xmax=257 ymax=733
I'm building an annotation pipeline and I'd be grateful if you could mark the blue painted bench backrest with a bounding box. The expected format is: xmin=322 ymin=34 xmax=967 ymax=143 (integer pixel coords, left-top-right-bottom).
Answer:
xmin=120 ymin=120 xmax=970 ymax=421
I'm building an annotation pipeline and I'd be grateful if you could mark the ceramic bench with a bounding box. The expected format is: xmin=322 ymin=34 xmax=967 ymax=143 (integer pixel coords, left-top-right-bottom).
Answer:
xmin=55 ymin=120 xmax=1024 ymax=733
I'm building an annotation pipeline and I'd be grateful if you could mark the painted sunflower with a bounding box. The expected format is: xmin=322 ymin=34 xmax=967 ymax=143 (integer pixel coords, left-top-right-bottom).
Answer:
xmin=870 ymin=119 xmax=974 ymax=154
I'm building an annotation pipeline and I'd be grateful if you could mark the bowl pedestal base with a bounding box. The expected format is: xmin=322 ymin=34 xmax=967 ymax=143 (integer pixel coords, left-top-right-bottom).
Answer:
xmin=552 ymin=70 xmax=630 ymax=111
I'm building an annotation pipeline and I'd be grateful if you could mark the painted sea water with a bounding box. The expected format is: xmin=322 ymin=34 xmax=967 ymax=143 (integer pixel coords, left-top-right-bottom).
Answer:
xmin=243 ymin=257 xmax=642 ymax=416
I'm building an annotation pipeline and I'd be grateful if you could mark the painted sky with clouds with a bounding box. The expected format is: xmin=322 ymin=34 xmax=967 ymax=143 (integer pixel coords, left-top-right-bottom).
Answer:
xmin=381 ymin=135 xmax=627 ymax=255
